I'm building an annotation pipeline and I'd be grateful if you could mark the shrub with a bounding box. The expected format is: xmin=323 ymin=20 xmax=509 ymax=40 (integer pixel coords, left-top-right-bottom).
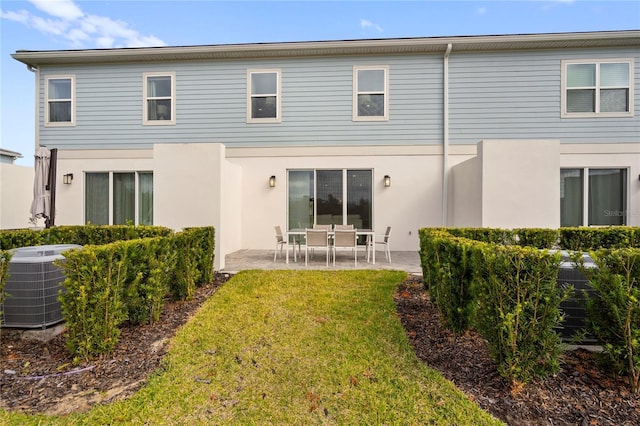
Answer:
xmin=43 ymin=225 xmax=173 ymax=246
xmin=515 ymin=228 xmax=559 ymax=249
xmin=0 ymin=225 xmax=174 ymax=250
xmin=560 ymin=227 xmax=640 ymax=251
xmin=473 ymin=245 xmax=568 ymax=387
xmin=419 ymin=228 xmax=445 ymax=290
xmin=0 ymin=229 xmax=43 ymax=250
xmin=0 ymin=250 xmax=11 ymax=334
xmin=170 ymin=227 xmax=215 ymax=300
xmin=58 ymin=244 xmax=128 ymax=361
xmin=445 ymin=227 xmax=516 ymax=245
xmin=184 ymin=226 xmax=215 ymax=285
xmin=121 ymin=238 xmax=177 ymax=324
xmin=575 ymin=248 xmax=640 ymax=394
xmin=428 ymin=232 xmax=477 ymax=333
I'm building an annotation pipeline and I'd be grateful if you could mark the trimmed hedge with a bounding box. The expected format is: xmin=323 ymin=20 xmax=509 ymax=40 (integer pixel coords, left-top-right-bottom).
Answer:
xmin=0 ymin=250 xmax=11 ymax=333
xmin=514 ymin=228 xmax=559 ymax=249
xmin=170 ymin=227 xmax=215 ymax=301
xmin=0 ymin=225 xmax=173 ymax=250
xmin=47 ymin=225 xmax=215 ymax=360
xmin=0 ymin=230 xmax=42 ymax=250
xmin=420 ymin=229 xmax=477 ymax=333
xmin=473 ymin=243 xmax=567 ymax=385
xmin=420 ymin=228 xmax=569 ymax=387
xmin=420 ymin=226 xmax=640 ymax=392
xmin=559 ymin=227 xmax=640 ymax=251
xmin=574 ymin=248 xmax=640 ymax=394
xmin=58 ymin=243 xmax=128 ymax=360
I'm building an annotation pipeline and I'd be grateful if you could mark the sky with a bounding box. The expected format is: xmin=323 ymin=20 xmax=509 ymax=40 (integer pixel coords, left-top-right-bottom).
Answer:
xmin=1 ymin=0 xmax=639 ymax=166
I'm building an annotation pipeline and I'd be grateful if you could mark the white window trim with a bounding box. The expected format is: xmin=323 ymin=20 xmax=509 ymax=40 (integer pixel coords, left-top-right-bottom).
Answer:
xmin=353 ymin=65 xmax=389 ymax=122
xmin=143 ymin=72 xmax=176 ymax=125
xmin=561 ymin=58 xmax=634 ymax=118
xmin=44 ymin=75 xmax=75 ymax=127
xmin=247 ymin=69 xmax=281 ymax=123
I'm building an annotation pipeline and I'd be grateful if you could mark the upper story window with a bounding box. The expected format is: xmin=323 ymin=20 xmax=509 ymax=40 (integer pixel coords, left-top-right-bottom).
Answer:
xmin=143 ymin=72 xmax=175 ymax=125
xmin=45 ymin=75 xmax=75 ymax=126
xmin=247 ymin=69 xmax=281 ymax=123
xmin=353 ymin=66 xmax=389 ymax=121
xmin=562 ymin=59 xmax=633 ymax=118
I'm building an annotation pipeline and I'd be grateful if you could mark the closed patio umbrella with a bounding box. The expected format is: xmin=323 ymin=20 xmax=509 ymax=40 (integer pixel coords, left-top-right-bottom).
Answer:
xmin=30 ymin=147 xmax=51 ymax=223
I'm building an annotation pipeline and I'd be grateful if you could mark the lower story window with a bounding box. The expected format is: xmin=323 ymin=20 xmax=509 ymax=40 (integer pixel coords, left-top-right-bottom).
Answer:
xmin=560 ymin=168 xmax=627 ymax=227
xmin=288 ymin=169 xmax=372 ymax=230
xmin=85 ymin=172 xmax=153 ymax=225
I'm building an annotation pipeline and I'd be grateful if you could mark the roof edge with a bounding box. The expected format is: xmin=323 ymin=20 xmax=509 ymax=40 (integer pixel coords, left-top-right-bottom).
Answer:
xmin=12 ymin=30 xmax=640 ymax=66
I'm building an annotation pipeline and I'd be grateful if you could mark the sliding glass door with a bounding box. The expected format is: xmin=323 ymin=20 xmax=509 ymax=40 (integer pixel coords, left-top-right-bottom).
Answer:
xmin=560 ymin=168 xmax=627 ymax=226
xmin=288 ymin=170 xmax=314 ymax=230
xmin=316 ymin=170 xmax=343 ymax=226
xmin=347 ymin=170 xmax=372 ymax=229
xmin=288 ymin=169 xmax=372 ymax=230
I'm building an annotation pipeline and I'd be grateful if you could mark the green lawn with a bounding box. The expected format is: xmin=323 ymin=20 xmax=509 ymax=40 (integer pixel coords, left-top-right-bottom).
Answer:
xmin=2 ymin=270 xmax=502 ymax=425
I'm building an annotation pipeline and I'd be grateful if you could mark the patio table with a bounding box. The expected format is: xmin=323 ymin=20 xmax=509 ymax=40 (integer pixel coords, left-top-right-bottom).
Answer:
xmin=285 ymin=229 xmax=375 ymax=265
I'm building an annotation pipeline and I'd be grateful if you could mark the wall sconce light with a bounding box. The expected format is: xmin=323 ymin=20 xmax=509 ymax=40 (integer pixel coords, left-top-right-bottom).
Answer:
xmin=269 ymin=175 xmax=276 ymax=188
xmin=384 ymin=175 xmax=391 ymax=188
xmin=63 ymin=173 xmax=74 ymax=185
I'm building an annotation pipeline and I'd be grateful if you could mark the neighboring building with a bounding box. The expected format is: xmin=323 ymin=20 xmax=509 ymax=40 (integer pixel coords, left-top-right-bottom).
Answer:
xmin=11 ymin=30 xmax=640 ymax=269
xmin=0 ymin=149 xmax=36 ymax=230
xmin=0 ymin=148 xmax=23 ymax=164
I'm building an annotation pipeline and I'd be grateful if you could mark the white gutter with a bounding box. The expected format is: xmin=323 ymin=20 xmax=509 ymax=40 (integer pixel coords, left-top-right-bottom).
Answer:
xmin=27 ymin=65 xmax=39 ymax=159
xmin=442 ymin=43 xmax=452 ymax=226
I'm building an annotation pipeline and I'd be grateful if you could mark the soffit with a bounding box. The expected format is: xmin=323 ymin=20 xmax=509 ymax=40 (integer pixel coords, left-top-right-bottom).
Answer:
xmin=12 ymin=31 xmax=640 ymax=66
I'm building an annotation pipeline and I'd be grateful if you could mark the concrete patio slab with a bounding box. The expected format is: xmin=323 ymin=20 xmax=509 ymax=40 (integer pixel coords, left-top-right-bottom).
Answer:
xmin=222 ymin=249 xmax=422 ymax=275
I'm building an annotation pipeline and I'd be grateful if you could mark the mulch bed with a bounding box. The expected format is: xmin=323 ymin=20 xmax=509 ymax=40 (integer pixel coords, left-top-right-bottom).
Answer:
xmin=1 ymin=273 xmax=639 ymax=424
xmin=395 ymin=276 xmax=639 ymax=425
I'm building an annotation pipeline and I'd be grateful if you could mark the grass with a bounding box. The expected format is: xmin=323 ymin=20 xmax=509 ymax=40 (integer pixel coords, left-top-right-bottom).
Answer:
xmin=2 ymin=270 xmax=502 ymax=425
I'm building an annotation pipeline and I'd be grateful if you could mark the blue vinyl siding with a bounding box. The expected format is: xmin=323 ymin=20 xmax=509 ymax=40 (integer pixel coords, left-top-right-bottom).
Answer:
xmin=448 ymin=48 xmax=639 ymax=144
xmin=37 ymin=46 xmax=639 ymax=150
xmin=38 ymin=56 xmax=443 ymax=150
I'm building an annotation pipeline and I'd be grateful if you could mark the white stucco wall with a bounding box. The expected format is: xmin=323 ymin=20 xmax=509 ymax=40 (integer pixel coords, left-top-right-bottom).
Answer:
xmin=448 ymin=156 xmax=482 ymax=227
xmin=0 ymin=163 xmax=36 ymax=229
xmin=479 ymin=139 xmax=560 ymax=228
xmin=227 ymin=145 xmax=445 ymax=252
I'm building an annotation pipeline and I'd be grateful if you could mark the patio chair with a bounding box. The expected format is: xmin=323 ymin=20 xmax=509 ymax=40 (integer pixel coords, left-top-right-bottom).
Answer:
xmin=274 ymin=226 xmax=301 ymax=262
xmin=333 ymin=229 xmax=358 ymax=266
xmin=368 ymin=226 xmax=392 ymax=263
xmin=313 ymin=224 xmax=332 ymax=230
xmin=274 ymin=226 xmax=287 ymax=261
xmin=334 ymin=224 xmax=354 ymax=230
xmin=305 ymin=228 xmax=330 ymax=267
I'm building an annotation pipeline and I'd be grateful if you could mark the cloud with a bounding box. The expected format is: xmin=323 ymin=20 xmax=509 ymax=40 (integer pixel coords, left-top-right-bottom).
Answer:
xmin=1 ymin=0 xmax=166 ymax=48
xmin=0 ymin=9 xmax=31 ymax=24
xmin=476 ymin=6 xmax=487 ymax=15
xmin=360 ymin=19 xmax=383 ymax=33
xmin=29 ymin=0 xmax=83 ymax=20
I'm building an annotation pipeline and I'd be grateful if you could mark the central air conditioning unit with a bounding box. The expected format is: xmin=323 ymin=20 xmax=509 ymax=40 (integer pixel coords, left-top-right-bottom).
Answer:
xmin=557 ymin=252 xmax=597 ymax=344
xmin=1 ymin=244 xmax=81 ymax=329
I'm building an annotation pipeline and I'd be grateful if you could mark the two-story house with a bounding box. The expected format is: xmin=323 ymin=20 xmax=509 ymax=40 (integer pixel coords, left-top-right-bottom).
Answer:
xmin=12 ymin=30 xmax=640 ymax=269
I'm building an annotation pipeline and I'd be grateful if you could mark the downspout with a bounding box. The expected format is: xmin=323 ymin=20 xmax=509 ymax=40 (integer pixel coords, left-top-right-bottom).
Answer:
xmin=442 ymin=43 xmax=452 ymax=226
xmin=27 ymin=65 xmax=39 ymax=154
